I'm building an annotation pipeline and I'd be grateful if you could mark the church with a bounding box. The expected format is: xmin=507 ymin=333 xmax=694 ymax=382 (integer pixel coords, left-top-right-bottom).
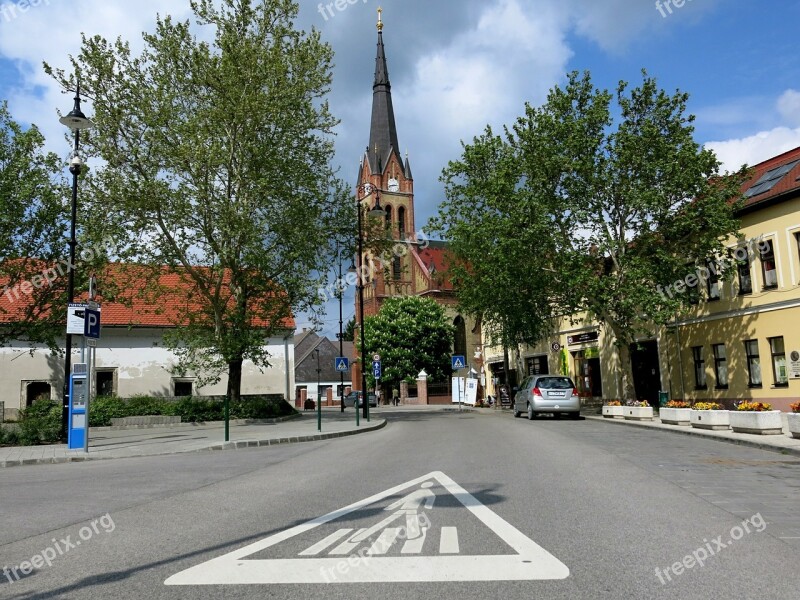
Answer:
xmin=350 ymin=10 xmax=483 ymax=396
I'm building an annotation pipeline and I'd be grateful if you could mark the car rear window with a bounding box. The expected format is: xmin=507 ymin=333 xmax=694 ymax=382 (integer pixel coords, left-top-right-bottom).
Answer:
xmin=535 ymin=377 xmax=574 ymax=389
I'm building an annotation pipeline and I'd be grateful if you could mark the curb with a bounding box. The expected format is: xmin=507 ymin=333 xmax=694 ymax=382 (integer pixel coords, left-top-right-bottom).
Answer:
xmin=0 ymin=418 xmax=386 ymax=469
xmin=586 ymin=415 xmax=800 ymax=458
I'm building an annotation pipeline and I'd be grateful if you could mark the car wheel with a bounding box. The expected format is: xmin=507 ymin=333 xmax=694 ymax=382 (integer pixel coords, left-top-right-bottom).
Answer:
xmin=513 ymin=405 xmax=521 ymax=418
xmin=527 ymin=403 xmax=536 ymax=420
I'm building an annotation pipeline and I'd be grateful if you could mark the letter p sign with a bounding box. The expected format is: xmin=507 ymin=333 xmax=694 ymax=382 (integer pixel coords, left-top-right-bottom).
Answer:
xmin=84 ymin=308 xmax=101 ymax=339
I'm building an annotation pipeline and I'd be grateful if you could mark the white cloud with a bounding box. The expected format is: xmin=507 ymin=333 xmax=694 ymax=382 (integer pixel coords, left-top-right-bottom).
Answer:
xmin=706 ymin=126 xmax=800 ymax=172
xmin=776 ymin=89 xmax=800 ymax=127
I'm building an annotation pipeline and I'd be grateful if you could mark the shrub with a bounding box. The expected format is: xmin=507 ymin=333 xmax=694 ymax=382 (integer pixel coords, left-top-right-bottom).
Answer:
xmin=0 ymin=425 xmax=20 ymax=446
xmin=89 ymin=396 xmax=128 ymax=427
xmin=126 ymin=395 xmax=168 ymax=416
xmin=693 ymin=402 xmax=723 ymax=410
xmin=169 ymin=397 xmax=223 ymax=422
xmin=735 ymin=401 xmax=773 ymax=411
xmin=17 ymin=400 xmax=62 ymax=445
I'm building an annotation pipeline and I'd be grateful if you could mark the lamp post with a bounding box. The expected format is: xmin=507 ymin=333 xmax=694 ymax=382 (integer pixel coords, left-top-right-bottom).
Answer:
xmin=314 ymin=348 xmax=322 ymax=432
xmin=59 ymin=81 xmax=93 ymax=440
xmin=355 ymin=182 xmax=385 ymax=421
xmin=336 ymin=239 xmax=346 ymax=413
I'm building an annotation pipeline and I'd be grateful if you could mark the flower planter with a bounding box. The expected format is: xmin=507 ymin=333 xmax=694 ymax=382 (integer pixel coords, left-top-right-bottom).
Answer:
xmin=788 ymin=413 xmax=800 ymax=439
xmin=659 ymin=407 xmax=691 ymax=426
xmin=690 ymin=409 xmax=730 ymax=430
xmin=729 ymin=410 xmax=783 ymax=435
xmin=624 ymin=406 xmax=654 ymax=421
xmin=602 ymin=405 xmax=624 ymax=419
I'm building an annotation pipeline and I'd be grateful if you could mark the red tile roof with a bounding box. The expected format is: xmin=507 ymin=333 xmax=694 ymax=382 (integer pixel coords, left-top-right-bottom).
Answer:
xmin=1 ymin=263 xmax=294 ymax=329
xmin=738 ymin=145 xmax=800 ymax=211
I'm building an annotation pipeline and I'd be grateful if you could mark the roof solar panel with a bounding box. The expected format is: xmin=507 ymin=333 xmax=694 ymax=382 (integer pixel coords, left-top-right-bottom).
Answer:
xmin=744 ymin=159 xmax=800 ymax=198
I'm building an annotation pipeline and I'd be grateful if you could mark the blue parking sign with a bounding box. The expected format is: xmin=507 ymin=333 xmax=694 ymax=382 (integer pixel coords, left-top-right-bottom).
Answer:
xmin=372 ymin=360 xmax=382 ymax=379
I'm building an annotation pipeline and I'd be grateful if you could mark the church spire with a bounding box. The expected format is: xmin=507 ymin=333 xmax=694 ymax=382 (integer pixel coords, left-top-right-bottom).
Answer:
xmin=368 ymin=7 xmax=400 ymax=175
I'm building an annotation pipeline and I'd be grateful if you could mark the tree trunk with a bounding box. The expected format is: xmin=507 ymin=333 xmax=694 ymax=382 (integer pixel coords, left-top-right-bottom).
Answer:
xmin=609 ymin=322 xmax=636 ymax=401
xmin=227 ymin=358 xmax=243 ymax=404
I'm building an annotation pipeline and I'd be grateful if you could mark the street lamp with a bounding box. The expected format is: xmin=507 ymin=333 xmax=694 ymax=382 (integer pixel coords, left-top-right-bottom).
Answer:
xmin=355 ymin=182 xmax=385 ymax=421
xmin=59 ymin=80 xmax=93 ymax=439
xmin=314 ymin=348 xmax=322 ymax=432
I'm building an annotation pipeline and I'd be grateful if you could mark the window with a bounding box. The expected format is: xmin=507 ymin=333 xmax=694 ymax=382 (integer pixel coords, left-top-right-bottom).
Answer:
xmin=453 ymin=315 xmax=467 ymax=358
xmin=760 ymin=239 xmax=777 ymax=289
xmin=384 ymin=205 xmax=392 ymax=229
xmin=795 ymin=232 xmax=800 ymax=283
xmin=95 ymin=369 xmax=116 ymax=397
xmin=173 ymin=380 xmax=194 ymax=397
xmin=712 ymin=344 xmax=728 ymax=389
xmin=744 ymin=340 xmax=762 ymax=387
xmin=392 ymin=256 xmax=402 ymax=280
xmin=692 ymin=346 xmax=706 ymax=390
xmin=737 ymin=253 xmax=753 ymax=295
xmin=706 ymin=260 xmax=720 ymax=300
xmin=769 ymin=336 xmax=788 ymax=387
xmin=526 ymin=355 xmax=549 ymax=375
xmin=397 ymin=207 xmax=406 ymax=238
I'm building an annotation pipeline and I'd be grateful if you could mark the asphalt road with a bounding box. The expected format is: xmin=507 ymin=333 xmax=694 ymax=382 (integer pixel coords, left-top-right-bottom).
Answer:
xmin=1 ymin=409 xmax=799 ymax=599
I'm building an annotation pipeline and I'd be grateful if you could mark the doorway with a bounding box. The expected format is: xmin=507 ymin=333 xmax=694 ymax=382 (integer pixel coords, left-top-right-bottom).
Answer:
xmin=630 ymin=341 xmax=661 ymax=405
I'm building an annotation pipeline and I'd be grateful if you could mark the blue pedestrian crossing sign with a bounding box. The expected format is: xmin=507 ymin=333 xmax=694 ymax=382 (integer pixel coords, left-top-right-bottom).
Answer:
xmin=372 ymin=360 xmax=382 ymax=379
xmin=335 ymin=357 xmax=350 ymax=372
xmin=451 ymin=355 xmax=466 ymax=370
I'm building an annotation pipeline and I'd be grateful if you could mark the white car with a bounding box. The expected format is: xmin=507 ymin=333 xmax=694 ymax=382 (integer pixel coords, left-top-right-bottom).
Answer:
xmin=513 ymin=375 xmax=581 ymax=420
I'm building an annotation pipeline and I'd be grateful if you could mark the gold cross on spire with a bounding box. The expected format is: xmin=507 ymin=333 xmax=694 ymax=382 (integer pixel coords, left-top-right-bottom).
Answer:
xmin=377 ymin=6 xmax=383 ymax=31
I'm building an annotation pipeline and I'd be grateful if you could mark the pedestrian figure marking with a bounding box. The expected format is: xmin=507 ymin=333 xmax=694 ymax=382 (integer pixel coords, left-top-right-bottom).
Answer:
xmin=351 ymin=482 xmax=435 ymax=545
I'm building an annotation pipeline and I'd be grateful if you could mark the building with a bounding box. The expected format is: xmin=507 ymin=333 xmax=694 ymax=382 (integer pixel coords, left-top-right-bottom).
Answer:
xmin=351 ymin=10 xmax=482 ymax=394
xmin=0 ymin=266 xmax=294 ymax=420
xmin=293 ymin=329 xmax=353 ymax=406
xmin=484 ymin=146 xmax=800 ymax=411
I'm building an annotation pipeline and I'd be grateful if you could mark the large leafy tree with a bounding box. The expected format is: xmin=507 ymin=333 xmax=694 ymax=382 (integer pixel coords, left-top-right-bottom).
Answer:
xmin=360 ymin=296 xmax=453 ymax=393
xmin=434 ymin=71 xmax=749 ymax=399
xmin=0 ymin=102 xmax=73 ymax=349
xmin=44 ymin=0 xmax=350 ymax=402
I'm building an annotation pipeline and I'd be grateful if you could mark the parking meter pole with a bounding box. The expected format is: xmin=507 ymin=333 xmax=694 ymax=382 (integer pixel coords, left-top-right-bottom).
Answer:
xmin=83 ymin=341 xmax=92 ymax=453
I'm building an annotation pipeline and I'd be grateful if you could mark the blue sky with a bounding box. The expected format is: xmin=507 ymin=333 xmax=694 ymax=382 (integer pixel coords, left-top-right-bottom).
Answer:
xmin=2 ymin=0 xmax=800 ymax=336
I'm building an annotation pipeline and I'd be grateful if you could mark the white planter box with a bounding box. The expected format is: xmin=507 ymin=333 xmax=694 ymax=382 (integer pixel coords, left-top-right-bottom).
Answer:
xmin=788 ymin=413 xmax=800 ymax=439
xmin=729 ymin=410 xmax=783 ymax=435
xmin=659 ymin=407 xmax=691 ymax=425
xmin=602 ymin=405 xmax=624 ymax=418
xmin=690 ymin=409 xmax=730 ymax=430
xmin=624 ymin=406 xmax=654 ymax=421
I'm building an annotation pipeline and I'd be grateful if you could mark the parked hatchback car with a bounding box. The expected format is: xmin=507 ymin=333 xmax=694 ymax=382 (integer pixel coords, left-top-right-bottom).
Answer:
xmin=513 ymin=375 xmax=580 ymax=419
xmin=342 ymin=391 xmax=377 ymax=408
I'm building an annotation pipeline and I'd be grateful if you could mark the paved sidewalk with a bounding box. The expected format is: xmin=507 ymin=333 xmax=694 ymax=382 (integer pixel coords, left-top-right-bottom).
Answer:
xmin=586 ymin=412 xmax=800 ymax=457
xmin=0 ymin=410 xmax=385 ymax=468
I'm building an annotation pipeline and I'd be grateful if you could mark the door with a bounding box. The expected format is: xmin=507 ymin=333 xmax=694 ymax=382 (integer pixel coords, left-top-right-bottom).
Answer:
xmin=630 ymin=341 xmax=661 ymax=405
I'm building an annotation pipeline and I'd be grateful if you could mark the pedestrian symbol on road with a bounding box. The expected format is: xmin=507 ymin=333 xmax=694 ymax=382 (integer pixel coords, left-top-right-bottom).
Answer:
xmin=335 ymin=357 xmax=349 ymax=372
xmin=451 ymin=355 xmax=465 ymax=370
xmin=165 ymin=471 xmax=569 ymax=585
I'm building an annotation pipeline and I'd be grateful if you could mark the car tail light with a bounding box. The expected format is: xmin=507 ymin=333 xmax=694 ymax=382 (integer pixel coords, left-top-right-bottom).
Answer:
xmin=533 ymin=387 xmax=542 ymax=397
xmin=572 ymin=387 xmax=579 ymax=396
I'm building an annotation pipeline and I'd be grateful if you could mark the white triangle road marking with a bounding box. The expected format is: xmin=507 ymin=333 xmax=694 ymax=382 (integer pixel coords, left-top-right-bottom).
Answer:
xmin=165 ymin=471 xmax=569 ymax=585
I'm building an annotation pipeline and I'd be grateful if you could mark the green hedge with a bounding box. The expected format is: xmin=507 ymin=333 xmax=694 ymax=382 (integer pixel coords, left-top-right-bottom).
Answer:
xmin=89 ymin=395 xmax=295 ymax=427
xmin=3 ymin=400 xmax=63 ymax=446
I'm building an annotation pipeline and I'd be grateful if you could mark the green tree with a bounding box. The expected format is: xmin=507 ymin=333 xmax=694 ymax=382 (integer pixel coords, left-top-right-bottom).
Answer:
xmin=44 ymin=0 xmax=351 ymax=403
xmin=360 ymin=296 xmax=453 ymax=393
xmin=342 ymin=316 xmax=356 ymax=342
xmin=434 ymin=71 xmax=749 ymax=399
xmin=0 ymin=102 xmax=73 ymax=349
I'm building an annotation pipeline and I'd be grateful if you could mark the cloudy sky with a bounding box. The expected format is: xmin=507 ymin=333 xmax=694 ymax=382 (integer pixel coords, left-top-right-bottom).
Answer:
xmin=2 ymin=0 xmax=800 ymax=336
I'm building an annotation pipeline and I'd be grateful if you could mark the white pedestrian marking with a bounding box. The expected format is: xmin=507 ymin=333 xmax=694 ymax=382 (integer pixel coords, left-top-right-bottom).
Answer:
xmin=329 ymin=528 xmax=367 ymax=555
xmin=440 ymin=526 xmax=459 ymax=554
xmin=165 ymin=471 xmax=570 ymax=585
xmin=299 ymin=528 xmax=352 ymax=556
xmin=367 ymin=528 xmax=401 ymax=555
xmin=400 ymin=526 xmax=427 ymax=554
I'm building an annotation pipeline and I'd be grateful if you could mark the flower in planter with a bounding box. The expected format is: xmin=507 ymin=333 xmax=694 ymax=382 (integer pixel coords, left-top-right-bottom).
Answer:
xmin=693 ymin=402 xmax=723 ymax=410
xmin=665 ymin=400 xmax=690 ymax=408
xmin=627 ymin=400 xmax=649 ymax=407
xmin=790 ymin=401 xmax=800 ymax=413
xmin=735 ymin=401 xmax=773 ymax=412
xmin=604 ymin=400 xmax=622 ymax=406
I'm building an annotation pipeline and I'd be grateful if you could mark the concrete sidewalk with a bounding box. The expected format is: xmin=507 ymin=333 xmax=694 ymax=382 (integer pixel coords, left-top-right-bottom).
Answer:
xmin=0 ymin=410 xmax=385 ymax=468
xmin=586 ymin=412 xmax=800 ymax=457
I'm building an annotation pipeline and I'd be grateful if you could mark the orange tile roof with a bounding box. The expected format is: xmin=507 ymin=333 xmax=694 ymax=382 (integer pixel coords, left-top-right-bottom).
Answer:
xmin=1 ymin=263 xmax=294 ymax=330
xmin=738 ymin=145 xmax=800 ymax=212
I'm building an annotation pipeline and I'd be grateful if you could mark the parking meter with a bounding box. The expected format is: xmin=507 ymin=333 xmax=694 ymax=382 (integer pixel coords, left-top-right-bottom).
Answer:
xmin=68 ymin=364 xmax=88 ymax=450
